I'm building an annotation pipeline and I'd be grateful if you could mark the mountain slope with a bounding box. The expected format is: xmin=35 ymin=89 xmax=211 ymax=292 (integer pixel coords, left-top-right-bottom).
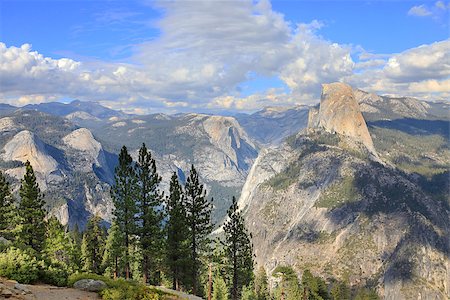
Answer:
xmin=235 ymin=105 xmax=310 ymax=145
xmin=91 ymin=113 xmax=259 ymax=222
xmin=0 ymin=110 xmax=115 ymax=228
xmin=239 ymin=84 xmax=449 ymax=299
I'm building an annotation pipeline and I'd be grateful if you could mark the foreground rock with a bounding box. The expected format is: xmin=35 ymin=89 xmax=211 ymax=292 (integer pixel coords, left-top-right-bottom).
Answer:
xmin=73 ymin=279 xmax=107 ymax=292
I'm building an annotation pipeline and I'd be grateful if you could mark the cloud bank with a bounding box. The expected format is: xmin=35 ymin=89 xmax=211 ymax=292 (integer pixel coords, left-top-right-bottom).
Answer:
xmin=0 ymin=0 xmax=448 ymax=113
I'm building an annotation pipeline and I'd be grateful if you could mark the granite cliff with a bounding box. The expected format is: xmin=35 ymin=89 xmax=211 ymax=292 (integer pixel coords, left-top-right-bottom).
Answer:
xmin=239 ymin=83 xmax=449 ymax=299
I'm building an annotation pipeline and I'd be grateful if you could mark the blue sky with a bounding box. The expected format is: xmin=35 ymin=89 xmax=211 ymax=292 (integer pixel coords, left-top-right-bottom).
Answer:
xmin=0 ymin=0 xmax=448 ymax=113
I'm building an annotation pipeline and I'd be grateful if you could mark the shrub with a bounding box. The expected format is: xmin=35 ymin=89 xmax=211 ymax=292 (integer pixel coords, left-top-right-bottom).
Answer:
xmin=68 ymin=273 xmax=169 ymax=300
xmin=0 ymin=247 xmax=41 ymax=283
xmin=41 ymin=261 xmax=70 ymax=286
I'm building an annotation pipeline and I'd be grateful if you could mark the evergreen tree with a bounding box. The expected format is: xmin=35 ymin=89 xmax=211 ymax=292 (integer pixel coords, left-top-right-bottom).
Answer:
xmin=223 ymin=196 xmax=254 ymax=300
xmin=273 ymin=266 xmax=302 ymax=300
xmin=81 ymin=215 xmax=105 ymax=274
xmin=331 ymin=280 xmax=351 ymax=300
xmin=184 ymin=164 xmax=213 ymax=295
xmin=302 ymin=269 xmax=330 ymax=300
xmin=68 ymin=224 xmax=82 ymax=272
xmin=18 ymin=161 xmax=46 ymax=253
xmin=135 ymin=143 xmax=164 ymax=284
xmin=212 ymin=274 xmax=229 ymax=300
xmin=111 ymin=146 xmax=138 ymax=279
xmin=255 ymin=267 xmax=270 ymax=300
xmin=241 ymin=285 xmax=257 ymax=300
xmin=44 ymin=217 xmax=70 ymax=264
xmin=166 ymin=172 xmax=190 ymax=291
xmin=0 ymin=170 xmax=14 ymax=237
xmin=102 ymin=221 xmax=124 ymax=279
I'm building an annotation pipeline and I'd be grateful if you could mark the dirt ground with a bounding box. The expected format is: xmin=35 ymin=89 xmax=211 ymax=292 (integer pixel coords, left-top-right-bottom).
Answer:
xmin=23 ymin=284 xmax=100 ymax=300
xmin=0 ymin=278 xmax=99 ymax=300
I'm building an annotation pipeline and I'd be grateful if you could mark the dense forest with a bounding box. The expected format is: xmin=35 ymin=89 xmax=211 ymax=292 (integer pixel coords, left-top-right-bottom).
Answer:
xmin=0 ymin=143 xmax=378 ymax=300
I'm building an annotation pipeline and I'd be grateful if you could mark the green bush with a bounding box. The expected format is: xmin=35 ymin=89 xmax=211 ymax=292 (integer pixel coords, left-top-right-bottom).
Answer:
xmin=41 ymin=261 xmax=69 ymax=286
xmin=68 ymin=273 xmax=169 ymax=300
xmin=0 ymin=247 xmax=41 ymax=283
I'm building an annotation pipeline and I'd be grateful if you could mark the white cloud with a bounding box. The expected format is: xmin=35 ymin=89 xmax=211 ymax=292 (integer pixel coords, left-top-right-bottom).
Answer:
xmin=279 ymin=22 xmax=354 ymax=101
xmin=407 ymin=1 xmax=449 ymax=20
xmin=408 ymin=5 xmax=432 ymax=16
xmin=346 ymin=40 xmax=450 ymax=101
xmin=0 ymin=0 xmax=448 ymax=111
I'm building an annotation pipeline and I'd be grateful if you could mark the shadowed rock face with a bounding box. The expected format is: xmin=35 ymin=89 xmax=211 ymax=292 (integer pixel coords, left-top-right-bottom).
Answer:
xmin=315 ymin=83 xmax=377 ymax=155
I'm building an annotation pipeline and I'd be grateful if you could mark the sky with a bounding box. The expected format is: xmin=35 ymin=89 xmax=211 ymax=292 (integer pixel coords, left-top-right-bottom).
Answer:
xmin=0 ymin=0 xmax=448 ymax=114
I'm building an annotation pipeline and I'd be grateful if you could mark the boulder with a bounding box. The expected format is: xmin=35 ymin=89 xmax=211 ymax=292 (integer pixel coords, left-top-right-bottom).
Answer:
xmin=73 ymin=279 xmax=107 ymax=292
xmin=0 ymin=288 xmax=13 ymax=298
xmin=14 ymin=283 xmax=32 ymax=294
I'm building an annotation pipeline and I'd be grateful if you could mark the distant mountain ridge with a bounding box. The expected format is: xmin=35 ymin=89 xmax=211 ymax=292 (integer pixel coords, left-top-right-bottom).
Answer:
xmin=22 ymin=99 xmax=127 ymax=120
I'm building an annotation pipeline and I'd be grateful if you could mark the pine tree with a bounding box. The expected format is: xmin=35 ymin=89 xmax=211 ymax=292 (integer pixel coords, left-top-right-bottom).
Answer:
xmin=223 ymin=196 xmax=254 ymax=300
xmin=44 ymin=217 xmax=70 ymax=264
xmin=102 ymin=221 xmax=124 ymax=279
xmin=302 ymin=269 xmax=330 ymax=300
xmin=255 ymin=267 xmax=270 ymax=300
xmin=184 ymin=164 xmax=213 ymax=296
xmin=18 ymin=161 xmax=46 ymax=253
xmin=273 ymin=266 xmax=302 ymax=300
xmin=212 ymin=273 xmax=229 ymax=300
xmin=331 ymin=280 xmax=350 ymax=300
xmin=0 ymin=170 xmax=14 ymax=237
xmin=111 ymin=146 xmax=138 ymax=279
xmin=135 ymin=143 xmax=164 ymax=284
xmin=241 ymin=285 xmax=257 ymax=300
xmin=81 ymin=215 xmax=105 ymax=274
xmin=68 ymin=224 xmax=82 ymax=271
xmin=166 ymin=172 xmax=190 ymax=291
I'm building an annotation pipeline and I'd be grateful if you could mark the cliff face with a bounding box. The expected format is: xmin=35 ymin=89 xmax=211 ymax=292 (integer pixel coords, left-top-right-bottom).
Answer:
xmin=239 ymin=83 xmax=449 ymax=299
xmin=240 ymin=131 xmax=449 ymax=299
xmin=311 ymin=83 xmax=377 ymax=155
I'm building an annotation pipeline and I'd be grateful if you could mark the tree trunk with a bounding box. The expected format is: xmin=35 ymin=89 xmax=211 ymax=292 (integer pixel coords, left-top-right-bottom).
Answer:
xmin=125 ymin=232 xmax=130 ymax=279
xmin=114 ymin=256 xmax=118 ymax=279
xmin=143 ymin=255 xmax=148 ymax=284
xmin=208 ymin=263 xmax=212 ymax=300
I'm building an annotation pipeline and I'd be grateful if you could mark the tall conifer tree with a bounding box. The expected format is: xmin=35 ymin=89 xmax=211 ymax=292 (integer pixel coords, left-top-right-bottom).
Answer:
xmin=81 ymin=215 xmax=105 ymax=274
xmin=0 ymin=170 xmax=14 ymax=236
xmin=166 ymin=172 xmax=190 ymax=291
xmin=111 ymin=146 xmax=138 ymax=279
xmin=255 ymin=267 xmax=270 ymax=300
xmin=102 ymin=221 xmax=124 ymax=279
xmin=18 ymin=161 xmax=46 ymax=253
xmin=135 ymin=143 xmax=164 ymax=284
xmin=184 ymin=165 xmax=213 ymax=296
xmin=44 ymin=217 xmax=70 ymax=264
xmin=223 ymin=196 xmax=254 ymax=300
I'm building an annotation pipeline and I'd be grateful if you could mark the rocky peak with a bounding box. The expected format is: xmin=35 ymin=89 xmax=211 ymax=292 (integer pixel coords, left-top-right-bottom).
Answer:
xmin=1 ymin=130 xmax=58 ymax=176
xmin=310 ymin=82 xmax=377 ymax=155
xmin=63 ymin=128 xmax=109 ymax=174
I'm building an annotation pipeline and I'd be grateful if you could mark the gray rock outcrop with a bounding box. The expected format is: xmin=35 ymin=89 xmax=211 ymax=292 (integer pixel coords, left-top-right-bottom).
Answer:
xmin=73 ymin=279 xmax=107 ymax=292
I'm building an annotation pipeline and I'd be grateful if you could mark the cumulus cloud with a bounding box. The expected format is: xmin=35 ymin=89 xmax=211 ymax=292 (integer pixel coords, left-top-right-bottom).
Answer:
xmin=407 ymin=1 xmax=449 ymax=20
xmin=408 ymin=5 xmax=432 ymax=16
xmin=346 ymin=40 xmax=450 ymax=101
xmin=279 ymin=21 xmax=354 ymax=101
xmin=0 ymin=0 xmax=448 ymax=112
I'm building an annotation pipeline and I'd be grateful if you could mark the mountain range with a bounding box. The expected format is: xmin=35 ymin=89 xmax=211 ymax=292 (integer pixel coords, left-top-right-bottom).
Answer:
xmin=0 ymin=85 xmax=448 ymax=298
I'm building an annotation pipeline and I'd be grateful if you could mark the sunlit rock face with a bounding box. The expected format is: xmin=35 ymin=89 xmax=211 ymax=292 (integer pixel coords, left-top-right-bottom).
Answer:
xmin=313 ymin=82 xmax=377 ymax=155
